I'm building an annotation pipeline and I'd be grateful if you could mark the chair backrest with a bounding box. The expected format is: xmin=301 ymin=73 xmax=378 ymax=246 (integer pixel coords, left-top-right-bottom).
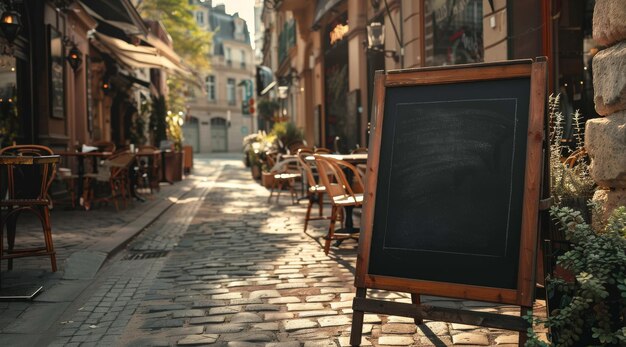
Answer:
xmin=297 ymin=148 xmax=317 ymax=188
xmin=287 ymin=141 xmax=308 ymax=155
xmin=0 ymin=145 xmax=57 ymax=201
xmin=314 ymin=155 xmax=364 ymax=203
xmin=96 ymin=152 xmax=135 ymax=181
xmin=351 ymin=147 xmax=368 ymax=154
xmin=314 ymin=147 xmax=332 ymax=154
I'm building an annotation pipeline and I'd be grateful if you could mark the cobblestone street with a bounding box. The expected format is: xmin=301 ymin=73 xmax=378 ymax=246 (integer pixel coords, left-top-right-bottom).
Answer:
xmin=1 ymin=155 xmax=544 ymax=346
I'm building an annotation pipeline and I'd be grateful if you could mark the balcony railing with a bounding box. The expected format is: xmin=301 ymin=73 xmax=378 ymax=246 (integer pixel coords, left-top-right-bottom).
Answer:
xmin=278 ymin=20 xmax=296 ymax=65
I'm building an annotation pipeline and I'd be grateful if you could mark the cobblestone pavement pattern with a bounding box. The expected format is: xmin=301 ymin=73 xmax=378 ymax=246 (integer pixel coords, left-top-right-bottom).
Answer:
xmin=3 ymin=154 xmax=546 ymax=346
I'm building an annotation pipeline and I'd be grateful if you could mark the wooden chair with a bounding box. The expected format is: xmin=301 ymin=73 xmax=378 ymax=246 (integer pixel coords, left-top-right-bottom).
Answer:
xmin=287 ymin=141 xmax=308 ymax=155
xmin=314 ymin=147 xmax=333 ymax=154
xmin=0 ymin=145 xmax=58 ymax=272
xmin=563 ymin=147 xmax=587 ymax=168
xmin=266 ymin=153 xmax=302 ymax=204
xmin=351 ymin=147 xmax=368 ymax=154
xmin=83 ymin=151 xmax=136 ymax=211
xmin=314 ymin=154 xmax=364 ymax=254
xmin=297 ymin=148 xmax=330 ymax=232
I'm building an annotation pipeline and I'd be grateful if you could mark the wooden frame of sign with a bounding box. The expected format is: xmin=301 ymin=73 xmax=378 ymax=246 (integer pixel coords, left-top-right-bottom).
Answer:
xmin=350 ymin=58 xmax=547 ymax=346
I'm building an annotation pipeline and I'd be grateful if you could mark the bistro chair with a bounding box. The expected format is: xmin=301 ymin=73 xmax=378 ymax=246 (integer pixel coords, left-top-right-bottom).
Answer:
xmin=83 ymin=151 xmax=136 ymax=211
xmin=137 ymin=146 xmax=161 ymax=193
xmin=266 ymin=153 xmax=302 ymax=204
xmin=351 ymin=147 xmax=368 ymax=154
xmin=314 ymin=147 xmax=333 ymax=154
xmin=0 ymin=145 xmax=58 ymax=272
xmin=313 ymin=154 xmax=364 ymax=255
xmin=297 ymin=148 xmax=330 ymax=232
xmin=287 ymin=140 xmax=308 ymax=155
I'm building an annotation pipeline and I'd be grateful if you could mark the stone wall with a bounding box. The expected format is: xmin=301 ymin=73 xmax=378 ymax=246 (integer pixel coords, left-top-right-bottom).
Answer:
xmin=586 ymin=0 xmax=626 ymax=226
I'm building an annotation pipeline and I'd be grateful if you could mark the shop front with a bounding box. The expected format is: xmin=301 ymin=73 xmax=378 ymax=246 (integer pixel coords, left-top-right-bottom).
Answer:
xmin=323 ymin=13 xmax=353 ymax=152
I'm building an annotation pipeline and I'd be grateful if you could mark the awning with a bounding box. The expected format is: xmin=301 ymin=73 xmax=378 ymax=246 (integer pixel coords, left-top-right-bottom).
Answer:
xmin=92 ymin=32 xmax=191 ymax=77
xmin=80 ymin=0 xmax=148 ymax=36
xmin=312 ymin=0 xmax=344 ymax=30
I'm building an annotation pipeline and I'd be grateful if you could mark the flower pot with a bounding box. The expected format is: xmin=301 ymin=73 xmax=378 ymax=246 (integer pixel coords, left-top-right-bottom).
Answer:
xmin=261 ymin=171 xmax=274 ymax=188
xmin=251 ymin=165 xmax=261 ymax=180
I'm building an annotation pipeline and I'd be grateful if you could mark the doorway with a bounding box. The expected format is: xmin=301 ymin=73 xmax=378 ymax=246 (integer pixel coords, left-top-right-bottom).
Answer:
xmin=210 ymin=117 xmax=228 ymax=152
xmin=182 ymin=116 xmax=200 ymax=152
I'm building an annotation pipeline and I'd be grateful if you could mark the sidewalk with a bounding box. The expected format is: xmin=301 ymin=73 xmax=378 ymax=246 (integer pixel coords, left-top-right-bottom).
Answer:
xmin=0 ymin=153 xmax=227 ymax=345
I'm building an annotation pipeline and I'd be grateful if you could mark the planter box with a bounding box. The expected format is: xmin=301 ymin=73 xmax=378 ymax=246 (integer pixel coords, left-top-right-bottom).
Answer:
xmin=251 ymin=165 xmax=261 ymax=180
xmin=183 ymin=145 xmax=193 ymax=173
xmin=261 ymin=171 xmax=274 ymax=188
xmin=162 ymin=151 xmax=184 ymax=183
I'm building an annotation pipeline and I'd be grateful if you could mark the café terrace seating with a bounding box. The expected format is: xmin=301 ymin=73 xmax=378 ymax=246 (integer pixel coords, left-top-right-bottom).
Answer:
xmin=313 ymin=154 xmax=364 ymax=254
xmin=296 ymin=148 xmax=329 ymax=233
xmin=266 ymin=153 xmax=302 ymax=205
xmin=0 ymin=145 xmax=58 ymax=272
xmin=83 ymin=151 xmax=136 ymax=211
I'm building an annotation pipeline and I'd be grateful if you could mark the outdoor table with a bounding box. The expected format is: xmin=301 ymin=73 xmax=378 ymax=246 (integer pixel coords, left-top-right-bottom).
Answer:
xmin=0 ymin=154 xmax=60 ymax=300
xmin=305 ymin=153 xmax=368 ymax=165
xmin=305 ymin=153 xmax=368 ymax=235
xmin=54 ymin=151 xmax=113 ymax=207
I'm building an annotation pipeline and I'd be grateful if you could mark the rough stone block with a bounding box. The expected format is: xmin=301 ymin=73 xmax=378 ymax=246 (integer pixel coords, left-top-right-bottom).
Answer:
xmin=593 ymin=42 xmax=626 ymax=115
xmin=592 ymin=188 xmax=626 ymax=230
xmin=593 ymin=0 xmax=626 ymax=46
xmin=585 ymin=111 xmax=626 ymax=187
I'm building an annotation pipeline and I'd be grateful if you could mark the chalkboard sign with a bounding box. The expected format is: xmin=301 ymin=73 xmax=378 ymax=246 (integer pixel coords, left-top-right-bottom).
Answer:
xmin=351 ymin=59 xmax=547 ymax=346
xmin=370 ymin=79 xmax=530 ymax=290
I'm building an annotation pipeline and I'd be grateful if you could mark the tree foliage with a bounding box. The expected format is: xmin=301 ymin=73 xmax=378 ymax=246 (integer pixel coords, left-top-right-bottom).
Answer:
xmin=135 ymin=0 xmax=212 ymax=71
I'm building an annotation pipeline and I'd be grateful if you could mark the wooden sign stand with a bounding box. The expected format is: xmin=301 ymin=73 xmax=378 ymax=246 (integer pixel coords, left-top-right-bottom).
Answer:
xmin=350 ymin=59 xmax=548 ymax=346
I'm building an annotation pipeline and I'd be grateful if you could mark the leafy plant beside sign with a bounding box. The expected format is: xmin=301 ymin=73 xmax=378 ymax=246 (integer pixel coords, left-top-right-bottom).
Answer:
xmin=526 ymin=206 xmax=626 ymax=346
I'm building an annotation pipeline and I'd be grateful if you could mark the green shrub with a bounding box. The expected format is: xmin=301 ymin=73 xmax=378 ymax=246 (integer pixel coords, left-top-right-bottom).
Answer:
xmin=526 ymin=206 xmax=626 ymax=346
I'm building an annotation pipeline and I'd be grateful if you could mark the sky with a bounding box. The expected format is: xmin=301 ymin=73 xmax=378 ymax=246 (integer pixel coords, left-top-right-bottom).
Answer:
xmin=216 ymin=1 xmax=257 ymax=49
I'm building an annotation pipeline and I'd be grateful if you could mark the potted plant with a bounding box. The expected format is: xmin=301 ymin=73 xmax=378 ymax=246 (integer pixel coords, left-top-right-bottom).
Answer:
xmin=549 ymin=94 xmax=595 ymax=221
xmin=526 ymin=206 xmax=626 ymax=346
xmin=269 ymin=121 xmax=304 ymax=153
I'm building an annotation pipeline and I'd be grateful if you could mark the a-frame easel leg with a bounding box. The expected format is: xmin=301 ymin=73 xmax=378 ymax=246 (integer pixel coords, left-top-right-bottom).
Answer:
xmin=350 ymin=287 xmax=367 ymax=346
xmin=518 ymin=306 xmax=531 ymax=346
xmin=411 ymin=293 xmax=423 ymax=325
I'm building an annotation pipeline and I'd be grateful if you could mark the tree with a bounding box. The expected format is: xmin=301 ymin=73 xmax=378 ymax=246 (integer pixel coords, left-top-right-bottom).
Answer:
xmin=134 ymin=0 xmax=213 ymax=71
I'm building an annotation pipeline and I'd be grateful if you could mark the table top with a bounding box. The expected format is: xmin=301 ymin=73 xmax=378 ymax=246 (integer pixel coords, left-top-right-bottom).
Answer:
xmin=54 ymin=151 xmax=113 ymax=157
xmin=0 ymin=155 xmax=60 ymax=165
xmin=305 ymin=153 xmax=368 ymax=164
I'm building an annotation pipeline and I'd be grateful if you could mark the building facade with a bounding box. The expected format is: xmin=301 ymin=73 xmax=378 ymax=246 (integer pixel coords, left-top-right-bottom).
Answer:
xmin=186 ymin=1 xmax=256 ymax=153
xmin=260 ymin=0 xmax=598 ymax=152
xmin=0 ymin=0 xmax=186 ymax=152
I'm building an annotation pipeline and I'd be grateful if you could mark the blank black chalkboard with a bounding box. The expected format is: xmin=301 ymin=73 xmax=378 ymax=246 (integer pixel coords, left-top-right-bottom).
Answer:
xmin=369 ymin=78 xmax=531 ymax=289
xmin=351 ymin=60 xmax=547 ymax=346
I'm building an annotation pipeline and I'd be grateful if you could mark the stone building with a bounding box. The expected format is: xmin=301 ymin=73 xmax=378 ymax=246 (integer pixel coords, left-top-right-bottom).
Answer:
xmin=186 ymin=1 xmax=256 ymax=153
xmin=585 ymin=0 xmax=626 ymax=224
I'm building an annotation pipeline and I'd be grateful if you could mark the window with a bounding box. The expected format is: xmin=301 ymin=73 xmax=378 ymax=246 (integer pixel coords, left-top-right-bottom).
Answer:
xmin=206 ymin=75 xmax=215 ymax=101
xmin=196 ymin=11 xmax=204 ymax=25
xmin=227 ymin=78 xmax=236 ymax=105
xmin=225 ymin=47 xmax=232 ymax=66
xmin=240 ymin=50 xmax=246 ymax=69
xmin=424 ymin=0 xmax=483 ymax=66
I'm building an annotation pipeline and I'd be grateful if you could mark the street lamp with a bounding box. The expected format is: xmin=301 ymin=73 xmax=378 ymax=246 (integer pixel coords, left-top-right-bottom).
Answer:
xmin=0 ymin=4 xmax=22 ymax=44
xmin=66 ymin=44 xmax=83 ymax=71
xmin=364 ymin=22 xmax=401 ymax=63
